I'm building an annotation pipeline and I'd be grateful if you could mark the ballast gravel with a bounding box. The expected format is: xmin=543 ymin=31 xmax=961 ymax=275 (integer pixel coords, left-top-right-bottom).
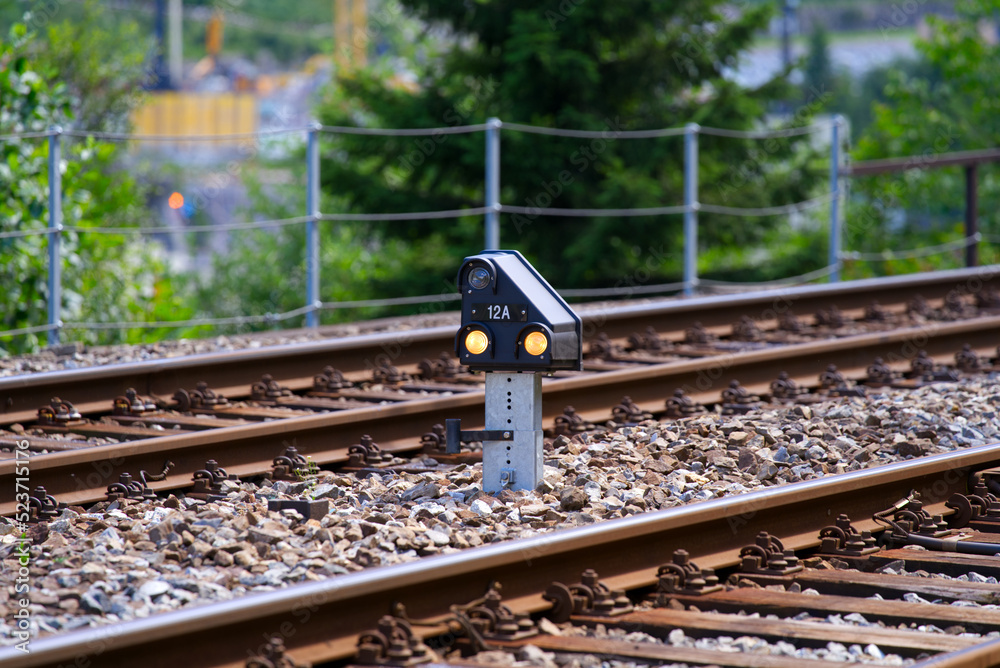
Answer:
xmin=2 ymin=376 xmax=1000 ymax=649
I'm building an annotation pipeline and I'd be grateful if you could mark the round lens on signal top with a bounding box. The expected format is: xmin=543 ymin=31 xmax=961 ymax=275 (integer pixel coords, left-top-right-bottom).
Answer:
xmin=464 ymin=329 xmax=489 ymax=355
xmin=523 ymin=331 xmax=548 ymax=356
xmin=468 ymin=267 xmax=491 ymax=290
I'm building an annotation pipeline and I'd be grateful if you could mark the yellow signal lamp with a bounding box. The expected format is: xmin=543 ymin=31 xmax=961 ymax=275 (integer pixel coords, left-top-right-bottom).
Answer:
xmin=523 ymin=330 xmax=548 ymax=356
xmin=464 ymin=329 xmax=490 ymax=355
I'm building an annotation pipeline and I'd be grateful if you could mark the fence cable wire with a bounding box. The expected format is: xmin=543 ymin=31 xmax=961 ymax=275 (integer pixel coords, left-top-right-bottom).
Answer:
xmin=0 ymin=130 xmax=55 ymax=141
xmin=557 ymin=281 xmax=688 ymax=298
xmin=0 ymin=118 xmax=834 ymax=143
xmin=320 ymin=294 xmax=461 ymax=309
xmin=699 ymin=191 xmax=836 ymax=217
xmin=319 ymin=207 xmax=489 ymax=221
xmin=319 ymin=123 xmax=488 ymax=136
xmin=698 ymin=263 xmax=841 ymax=291
xmin=500 ymin=122 xmax=687 ymax=139
xmin=499 ymin=203 xmax=688 ymax=217
xmin=63 ymin=216 xmax=312 ymax=235
xmin=697 ymin=122 xmax=832 ymax=138
xmin=0 ymin=227 xmax=54 ymax=240
xmin=68 ymin=305 xmax=317 ymax=331
xmin=61 ymin=127 xmax=309 ymax=142
xmin=840 ymin=233 xmax=982 ymax=261
xmin=0 ymin=323 xmax=59 ymax=339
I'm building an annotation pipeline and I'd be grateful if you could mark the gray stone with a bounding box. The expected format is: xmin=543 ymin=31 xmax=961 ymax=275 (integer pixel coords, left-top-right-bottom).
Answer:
xmin=519 ymin=504 xmax=549 ymax=517
xmin=756 ymin=462 xmax=779 ymax=481
xmin=791 ymin=464 xmax=814 ymax=479
xmin=728 ymin=431 xmax=750 ymax=446
xmin=80 ymin=588 xmax=111 ymax=613
xmin=148 ymin=522 xmax=181 ymax=546
xmin=214 ymin=550 xmax=235 ymax=567
xmin=825 ymin=405 xmax=854 ymax=420
xmin=737 ymin=448 xmax=757 ymax=471
xmin=806 ymin=444 xmax=827 ymax=460
xmin=401 ymin=482 xmax=441 ymax=502
xmin=895 ymin=440 xmax=927 ymax=457
xmin=137 ymin=580 xmax=171 ymax=599
xmin=470 ymin=499 xmax=493 ymax=516
xmin=93 ymin=527 xmax=124 ymax=551
xmin=192 ymin=518 xmax=223 ymax=529
xmin=424 ymin=530 xmax=450 ymax=547
xmin=792 ymin=405 xmax=812 ymax=419
xmin=247 ymin=527 xmax=284 ymax=545
xmin=559 ymin=487 xmax=588 ymax=511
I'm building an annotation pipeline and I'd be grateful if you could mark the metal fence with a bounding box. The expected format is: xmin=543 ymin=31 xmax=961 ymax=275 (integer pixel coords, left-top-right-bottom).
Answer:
xmin=0 ymin=116 xmax=974 ymax=346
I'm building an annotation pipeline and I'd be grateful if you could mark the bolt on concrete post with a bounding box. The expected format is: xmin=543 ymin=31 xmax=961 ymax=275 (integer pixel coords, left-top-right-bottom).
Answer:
xmin=482 ymin=372 xmax=543 ymax=493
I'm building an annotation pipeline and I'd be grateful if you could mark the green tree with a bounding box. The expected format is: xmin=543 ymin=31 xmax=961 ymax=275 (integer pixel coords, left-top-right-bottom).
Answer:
xmin=0 ymin=20 xmax=190 ymax=354
xmin=848 ymin=0 xmax=1000 ymax=277
xmin=316 ymin=0 xmax=827 ymax=298
xmin=802 ymin=25 xmax=835 ymax=100
xmin=38 ymin=1 xmax=152 ymax=132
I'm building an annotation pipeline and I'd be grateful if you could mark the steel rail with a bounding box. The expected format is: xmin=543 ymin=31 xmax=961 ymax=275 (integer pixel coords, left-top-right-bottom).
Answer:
xmin=4 ymin=442 xmax=999 ymax=668
xmin=2 ymin=315 xmax=999 ymax=516
xmin=1 ymin=265 xmax=998 ymax=425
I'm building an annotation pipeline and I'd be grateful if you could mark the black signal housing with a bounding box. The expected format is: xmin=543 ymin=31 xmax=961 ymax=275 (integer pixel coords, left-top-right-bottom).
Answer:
xmin=455 ymin=250 xmax=582 ymax=372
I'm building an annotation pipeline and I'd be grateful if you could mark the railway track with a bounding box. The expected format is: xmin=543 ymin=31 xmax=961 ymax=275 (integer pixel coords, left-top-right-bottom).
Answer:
xmin=2 ymin=266 xmax=1000 ymax=515
xmin=7 ymin=442 xmax=1000 ymax=667
xmin=2 ymin=264 xmax=998 ymax=423
xmin=4 ymin=267 xmax=1000 ymax=668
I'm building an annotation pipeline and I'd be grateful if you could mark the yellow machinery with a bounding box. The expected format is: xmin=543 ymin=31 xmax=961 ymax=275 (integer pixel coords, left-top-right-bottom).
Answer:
xmin=131 ymin=1 xmax=367 ymax=141
xmin=132 ymin=92 xmax=256 ymax=141
xmin=334 ymin=0 xmax=367 ymax=70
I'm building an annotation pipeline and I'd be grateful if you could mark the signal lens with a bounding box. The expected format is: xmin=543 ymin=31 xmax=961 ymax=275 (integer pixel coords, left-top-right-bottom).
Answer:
xmin=464 ymin=329 xmax=489 ymax=355
xmin=523 ymin=331 xmax=548 ymax=356
xmin=468 ymin=267 xmax=491 ymax=290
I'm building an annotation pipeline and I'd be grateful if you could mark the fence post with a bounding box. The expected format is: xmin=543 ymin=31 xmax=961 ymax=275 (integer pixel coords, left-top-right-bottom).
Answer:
xmin=484 ymin=117 xmax=501 ymax=250
xmin=305 ymin=122 xmax=320 ymax=328
xmin=965 ymin=164 xmax=979 ymax=267
xmin=47 ymin=126 xmax=63 ymax=346
xmin=683 ymin=123 xmax=699 ymax=297
xmin=828 ymin=116 xmax=842 ymax=282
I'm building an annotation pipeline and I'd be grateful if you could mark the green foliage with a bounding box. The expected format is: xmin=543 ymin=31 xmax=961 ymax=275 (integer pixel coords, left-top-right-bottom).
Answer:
xmin=0 ymin=19 xmax=192 ymax=354
xmin=847 ymin=0 xmax=1000 ymax=279
xmin=803 ymin=26 xmax=835 ymax=98
xmin=318 ymin=0 xmax=827 ymax=299
xmin=0 ymin=0 xmax=335 ymax=70
xmin=39 ymin=1 xmax=152 ymax=132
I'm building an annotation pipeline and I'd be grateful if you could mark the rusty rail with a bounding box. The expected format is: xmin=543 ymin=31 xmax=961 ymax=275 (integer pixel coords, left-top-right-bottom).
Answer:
xmin=2 ymin=265 xmax=998 ymax=426
xmin=2 ymin=315 xmax=999 ymax=515
xmin=4 ymin=442 xmax=1000 ymax=668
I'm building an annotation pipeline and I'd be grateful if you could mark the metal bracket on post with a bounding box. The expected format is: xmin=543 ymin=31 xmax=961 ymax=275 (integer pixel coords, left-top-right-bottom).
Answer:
xmin=444 ymin=418 xmax=513 ymax=454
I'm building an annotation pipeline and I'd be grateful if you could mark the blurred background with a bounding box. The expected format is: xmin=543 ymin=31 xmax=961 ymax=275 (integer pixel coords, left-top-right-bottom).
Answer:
xmin=1 ymin=0 xmax=995 ymax=353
